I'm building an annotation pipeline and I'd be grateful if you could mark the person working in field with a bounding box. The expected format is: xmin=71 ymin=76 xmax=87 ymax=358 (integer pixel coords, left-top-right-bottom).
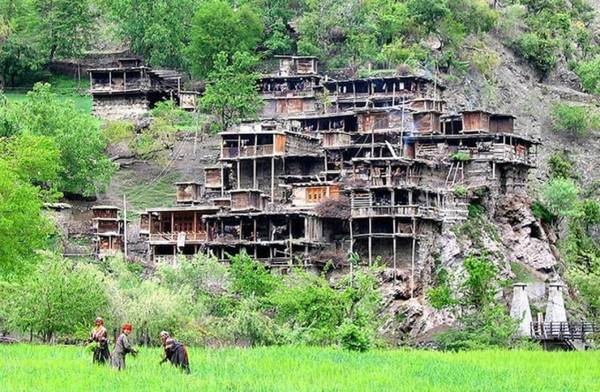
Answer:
xmin=111 ymin=323 xmax=138 ymax=370
xmin=159 ymin=331 xmax=190 ymax=374
xmin=89 ymin=317 xmax=110 ymax=364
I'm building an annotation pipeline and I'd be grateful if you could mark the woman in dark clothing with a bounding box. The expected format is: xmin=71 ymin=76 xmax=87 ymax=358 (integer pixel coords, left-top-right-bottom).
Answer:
xmin=159 ymin=331 xmax=190 ymax=374
xmin=90 ymin=317 xmax=110 ymax=364
xmin=111 ymin=323 xmax=137 ymax=370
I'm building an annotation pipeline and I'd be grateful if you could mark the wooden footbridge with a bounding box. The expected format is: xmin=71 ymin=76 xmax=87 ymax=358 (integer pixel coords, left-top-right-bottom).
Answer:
xmin=530 ymin=322 xmax=599 ymax=350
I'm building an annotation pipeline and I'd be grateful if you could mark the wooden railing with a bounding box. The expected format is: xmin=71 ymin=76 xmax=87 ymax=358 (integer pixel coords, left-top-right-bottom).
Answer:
xmin=222 ymin=145 xmax=275 ymax=158
xmin=149 ymin=232 xmax=208 ymax=242
xmin=530 ymin=322 xmax=599 ymax=342
xmin=351 ymin=205 xmax=420 ymax=217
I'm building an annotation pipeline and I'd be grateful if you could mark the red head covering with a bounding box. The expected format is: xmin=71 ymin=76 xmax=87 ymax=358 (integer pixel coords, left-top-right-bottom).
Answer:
xmin=122 ymin=323 xmax=133 ymax=332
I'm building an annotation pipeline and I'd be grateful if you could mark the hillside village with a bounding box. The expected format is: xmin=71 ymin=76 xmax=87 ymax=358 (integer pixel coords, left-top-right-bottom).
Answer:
xmin=81 ymin=54 xmax=594 ymax=348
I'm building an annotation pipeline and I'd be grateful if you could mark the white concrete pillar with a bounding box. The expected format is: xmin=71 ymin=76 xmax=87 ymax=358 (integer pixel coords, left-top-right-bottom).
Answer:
xmin=510 ymin=283 xmax=532 ymax=337
xmin=545 ymin=282 xmax=567 ymax=323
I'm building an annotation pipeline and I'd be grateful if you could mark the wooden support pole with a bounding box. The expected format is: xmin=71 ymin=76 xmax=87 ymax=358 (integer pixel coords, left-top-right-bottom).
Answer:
xmin=349 ymin=218 xmax=354 ymax=253
xmin=237 ymin=161 xmax=241 ymax=190
xmin=271 ymin=156 xmax=275 ymax=201
xmin=253 ymin=158 xmax=257 ymax=189
xmin=288 ymin=219 xmax=293 ymax=264
xmin=368 ymin=217 xmax=372 ymax=266
xmin=411 ymin=219 xmax=416 ymax=299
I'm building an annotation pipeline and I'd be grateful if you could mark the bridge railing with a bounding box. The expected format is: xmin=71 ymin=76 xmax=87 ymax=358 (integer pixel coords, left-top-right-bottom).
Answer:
xmin=530 ymin=322 xmax=599 ymax=341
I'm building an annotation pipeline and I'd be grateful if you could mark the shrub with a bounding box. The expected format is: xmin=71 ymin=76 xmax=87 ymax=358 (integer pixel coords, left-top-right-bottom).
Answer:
xmin=514 ymin=32 xmax=558 ymax=76
xmin=548 ymin=150 xmax=576 ymax=179
xmin=541 ymin=177 xmax=580 ymax=218
xmin=551 ymin=102 xmax=600 ymax=138
xmin=451 ymin=151 xmax=471 ymax=162
xmin=339 ymin=319 xmax=372 ymax=352
xmin=453 ymin=186 xmax=468 ymax=198
xmin=7 ymin=255 xmax=109 ymax=342
xmin=575 ymin=56 xmax=600 ymax=95
xmin=531 ymin=201 xmax=556 ymax=224
xmin=229 ymin=251 xmax=279 ymax=298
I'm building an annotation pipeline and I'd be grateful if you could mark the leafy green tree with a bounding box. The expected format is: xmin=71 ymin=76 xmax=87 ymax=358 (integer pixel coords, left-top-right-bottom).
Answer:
xmin=541 ymin=177 xmax=580 ymax=218
xmin=0 ymin=35 xmax=44 ymax=87
xmin=0 ymin=160 xmax=53 ymax=278
xmin=514 ymin=32 xmax=558 ymax=76
xmin=3 ymin=83 xmax=115 ymax=196
xmin=462 ymin=254 xmax=497 ymax=308
xmin=101 ymin=0 xmax=197 ymax=69
xmin=551 ymin=102 xmax=600 ymax=138
xmin=29 ymin=0 xmax=94 ymax=62
xmin=229 ymin=250 xmax=279 ymax=298
xmin=3 ymin=133 xmax=61 ymax=196
xmin=200 ymin=52 xmax=262 ymax=132
xmin=576 ymin=56 xmax=600 ymax=95
xmin=7 ymin=255 xmax=109 ymax=342
xmin=187 ymin=0 xmax=263 ymax=78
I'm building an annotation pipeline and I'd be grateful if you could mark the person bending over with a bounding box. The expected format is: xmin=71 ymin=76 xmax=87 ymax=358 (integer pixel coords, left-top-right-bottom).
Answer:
xmin=159 ymin=331 xmax=190 ymax=374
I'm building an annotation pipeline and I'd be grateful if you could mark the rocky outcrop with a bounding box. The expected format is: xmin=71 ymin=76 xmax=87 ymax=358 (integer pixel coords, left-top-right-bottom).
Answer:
xmin=495 ymin=194 xmax=558 ymax=272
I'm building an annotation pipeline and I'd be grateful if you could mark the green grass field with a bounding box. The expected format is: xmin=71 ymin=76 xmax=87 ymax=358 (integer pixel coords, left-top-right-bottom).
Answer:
xmin=0 ymin=345 xmax=599 ymax=391
xmin=3 ymin=74 xmax=93 ymax=114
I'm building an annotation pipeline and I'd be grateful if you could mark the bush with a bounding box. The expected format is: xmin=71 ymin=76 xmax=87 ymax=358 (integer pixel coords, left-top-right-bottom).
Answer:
xmin=7 ymin=255 xmax=109 ymax=342
xmin=453 ymin=186 xmax=468 ymax=198
xmin=548 ymin=150 xmax=576 ymax=179
xmin=514 ymin=32 xmax=558 ymax=76
xmin=339 ymin=319 xmax=372 ymax=352
xmin=551 ymin=102 xmax=600 ymax=138
xmin=575 ymin=56 xmax=600 ymax=95
xmin=541 ymin=177 xmax=580 ymax=218
xmin=436 ymin=305 xmax=519 ymax=351
xmin=229 ymin=251 xmax=279 ymax=298
xmin=451 ymin=151 xmax=471 ymax=162
xmin=531 ymin=201 xmax=556 ymax=224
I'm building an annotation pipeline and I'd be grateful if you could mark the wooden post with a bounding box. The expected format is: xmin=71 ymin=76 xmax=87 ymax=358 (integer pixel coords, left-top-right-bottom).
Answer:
xmin=271 ymin=156 xmax=275 ymax=201
xmin=349 ymin=218 xmax=354 ymax=253
xmin=237 ymin=161 xmax=241 ymax=190
xmin=221 ymin=166 xmax=225 ymax=197
xmin=171 ymin=212 xmax=175 ymax=233
xmin=368 ymin=217 xmax=372 ymax=266
xmin=253 ymin=158 xmax=257 ymax=189
xmin=411 ymin=218 xmax=416 ymax=299
xmin=123 ymin=195 xmax=128 ymax=258
xmin=288 ymin=219 xmax=293 ymax=264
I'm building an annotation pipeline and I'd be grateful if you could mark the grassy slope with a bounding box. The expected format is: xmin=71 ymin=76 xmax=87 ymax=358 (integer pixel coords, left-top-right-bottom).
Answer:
xmin=3 ymin=74 xmax=93 ymax=113
xmin=1 ymin=345 xmax=599 ymax=391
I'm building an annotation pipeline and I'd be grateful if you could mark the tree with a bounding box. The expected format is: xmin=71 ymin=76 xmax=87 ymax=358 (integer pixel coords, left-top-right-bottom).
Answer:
xmin=187 ymin=0 xmax=263 ymax=78
xmin=3 ymin=133 xmax=61 ymax=197
xmin=200 ymin=52 xmax=262 ymax=132
xmin=4 ymin=83 xmax=115 ymax=196
xmin=541 ymin=177 xmax=580 ymax=218
xmin=101 ymin=0 xmax=197 ymax=69
xmin=8 ymin=255 xmax=109 ymax=342
xmin=551 ymin=102 xmax=600 ymax=138
xmin=31 ymin=0 xmax=94 ymax=62
xmin=576 ymin=56 xmax=600 ymax=95
xmin=0 ymin=160 xmax=53 ymax=278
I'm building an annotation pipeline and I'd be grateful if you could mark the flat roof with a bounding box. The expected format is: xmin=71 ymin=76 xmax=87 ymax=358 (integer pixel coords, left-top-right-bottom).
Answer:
xmin=92 ymin=205 xmax=120 ymax=210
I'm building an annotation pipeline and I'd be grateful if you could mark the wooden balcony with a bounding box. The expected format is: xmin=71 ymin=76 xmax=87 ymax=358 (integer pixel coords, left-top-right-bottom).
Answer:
xmin=222 ymin=144 xmax=276 ymax=158
xmin=149 ymin=231 xmax=208 ymax=243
